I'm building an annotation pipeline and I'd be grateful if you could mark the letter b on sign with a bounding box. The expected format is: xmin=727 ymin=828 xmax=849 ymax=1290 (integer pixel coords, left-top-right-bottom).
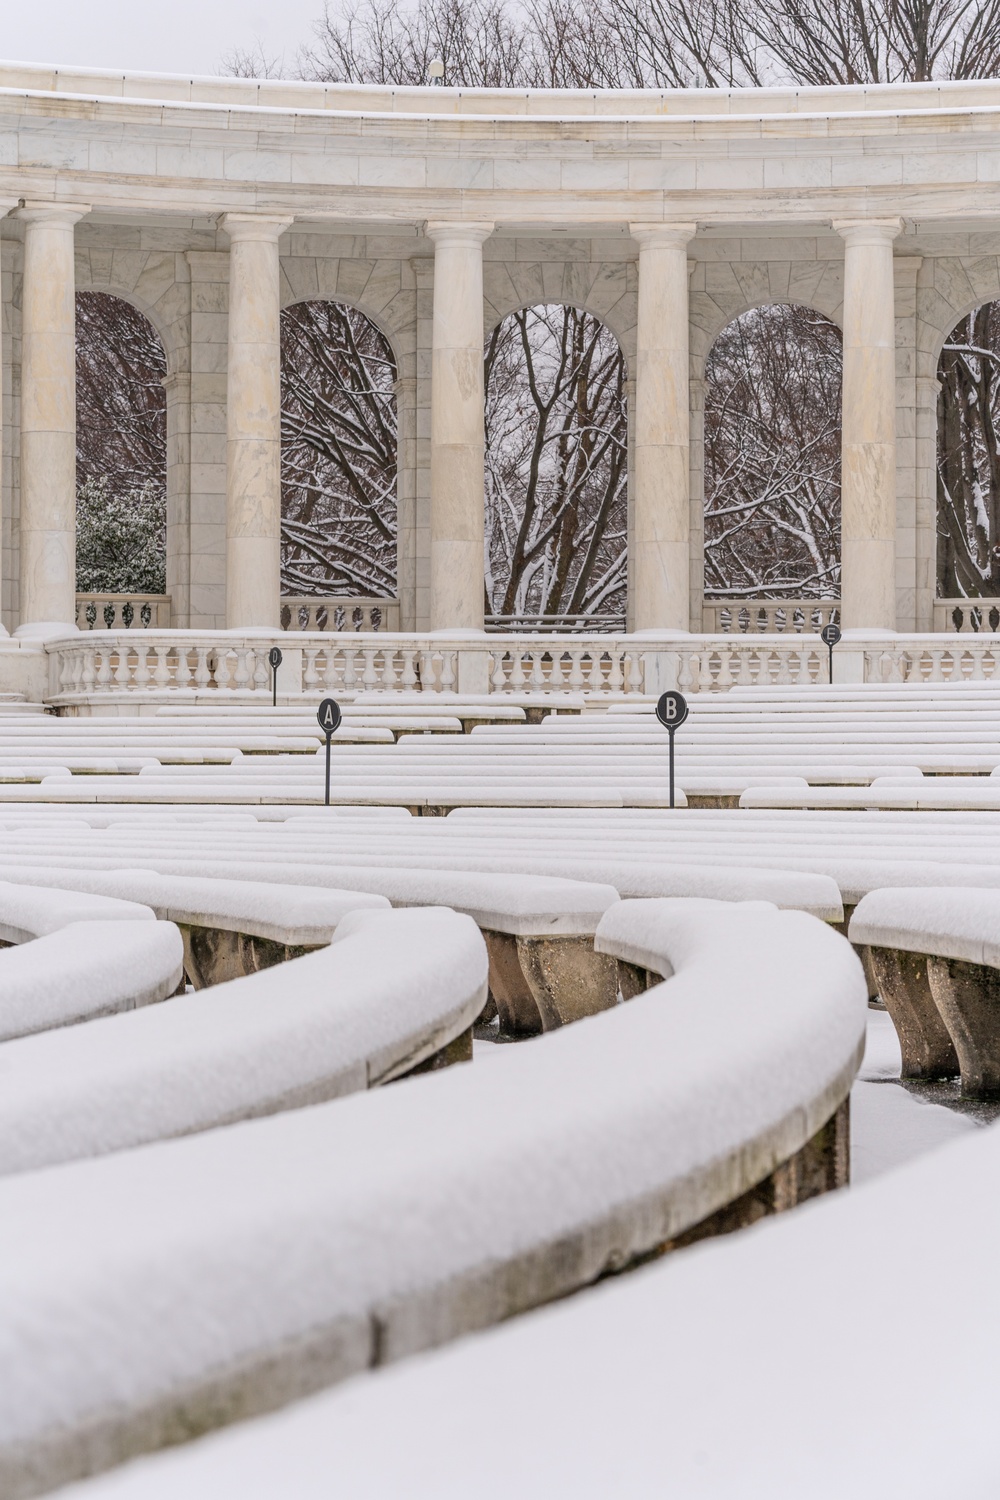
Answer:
xmin=656 ymin=690 xmax=689 ymax=729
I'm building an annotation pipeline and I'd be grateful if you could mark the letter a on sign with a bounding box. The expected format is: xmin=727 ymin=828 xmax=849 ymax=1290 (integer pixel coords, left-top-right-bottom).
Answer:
xmin=317 ymin=698 xmax=342 ymax=735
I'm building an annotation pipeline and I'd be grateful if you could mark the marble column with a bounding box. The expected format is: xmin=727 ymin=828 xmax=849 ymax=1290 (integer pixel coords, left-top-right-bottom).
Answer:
xmin=630 ymin=223 xmax=697 ymax=632
xmin=14 ymin=202 xmax=88 ymax=626
xmin=425 ymin=221 xmax=493 ymax=632
xmin=0 ymin=202 xmax=17 ymax=634
xmin=835 ymin=219 xmax=903 ymax=631
xmin=219 ymin=213 xmax=291 ymax=630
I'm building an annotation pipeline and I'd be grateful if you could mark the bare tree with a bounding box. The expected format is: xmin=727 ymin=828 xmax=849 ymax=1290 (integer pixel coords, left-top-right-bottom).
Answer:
xmin=280 ymin=300 xmax=398 ymax=598
xmin=485 ymin=305 xmax=627 ymax=622
xmin=76 ymin=293 xmax=166 ymax=501
xmin=937 ymin=303 xmax=1000 ymax=599
xmin=704 ymin=305 xmax=842 ymax=599
xmin=75 ymin=292 xmax=167 ymax=594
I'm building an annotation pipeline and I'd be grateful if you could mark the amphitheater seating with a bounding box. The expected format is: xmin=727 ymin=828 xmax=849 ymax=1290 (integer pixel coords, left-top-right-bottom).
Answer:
xmin=63 ymin=1098 xmax=1000 ymax=1500
xmin=0 ymin=898 xmax=866 ymax=1498
xmin=0 ymin=880 xmax=183 ymax=1040
xmin=3 ymin=684 xmax=1000 ymax=808
xmin=0 ymin=906 xmax=486 ymax=1178
xmin=850 ymin=887 xmax=1000 ymax=1097
xmin=2 ymin=869 xmax=390 ymax=987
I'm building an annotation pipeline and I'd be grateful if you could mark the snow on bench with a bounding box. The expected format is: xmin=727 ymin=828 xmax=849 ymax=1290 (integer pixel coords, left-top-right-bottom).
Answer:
xmin=0 ymin=920 xmax=184 ymax=1041
xmin=64 ymin=1105 xmax=1000 ymax=1500
xmin=849 ymin=886 xmax=1000 ymax=1097
xmin=0 ymin=838 xmax=848 ymax=1023
xmin=0 ymin=898 xmax=866 ymax=1497
xmin=0 ymin=880 xmax=156 ymax=945
xmin=3 ymin=869 xmax=389 ymax=988
xmin=0 ymin=907 xmax=486 ymax=1179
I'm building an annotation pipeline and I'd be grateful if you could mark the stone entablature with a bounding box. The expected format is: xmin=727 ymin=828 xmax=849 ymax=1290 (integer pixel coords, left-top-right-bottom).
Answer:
xmin=1 ymin=64 xmax=1000 ymax=636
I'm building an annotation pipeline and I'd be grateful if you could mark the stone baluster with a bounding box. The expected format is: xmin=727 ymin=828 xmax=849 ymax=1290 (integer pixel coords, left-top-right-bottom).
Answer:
xmin=425 ymin=221 xmax=494 ymax=630
xmin=401 ymin=650 xmax=418 ymax=690
xmin=835 ymin=219 xmax=903 ymax=630
xmin=490 ymin=653 xmax=507 ymax=691
xmin=14 ymin=203 xmax=89 ymax=625
xmin=440 ymin=652 xmax=457 ymax=692
xmin=153 ymin=646 xmax=171 ymax=690
xmin=630 ymin=223 xmax=697 ymax=631
xmin=134 ymin=644 xmax=151 ymax=689
xmin=220 ymin=214 xmax=292 ymax=629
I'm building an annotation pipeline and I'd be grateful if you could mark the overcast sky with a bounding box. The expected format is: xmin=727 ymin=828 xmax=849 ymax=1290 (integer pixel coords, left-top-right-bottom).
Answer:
xmin=3 ymin=0 xmax=321 ymax=79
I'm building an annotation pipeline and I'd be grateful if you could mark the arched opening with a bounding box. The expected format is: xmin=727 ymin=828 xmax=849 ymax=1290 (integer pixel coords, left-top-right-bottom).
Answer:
xmin=75 ymin=292 xmax=167 ymax=618
xmin=484 ymin=304 xmax=627 ymax=630
xmin=280 ymin=300 xmax=397 ymax=626
xmin=703 ymin=304 xmax=842 ymax=619
xmin=937 ymin=303 xmax=1000 ymax=602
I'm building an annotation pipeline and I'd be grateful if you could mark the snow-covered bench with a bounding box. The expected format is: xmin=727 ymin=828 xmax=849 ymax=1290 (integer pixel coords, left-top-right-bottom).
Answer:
xmin=0 ymin=898 xmax=866 ymax=1496
xmin=65 ymin=1094 xmax=1000 ymax=1500
xmin=4 ymin=860 xmax=622 ymax=1036
xmin=3 ymin=869 xmax=390 ymax=988
xmin=0 ymin=881 xmax=184 ymax=1042
xmin=0 ymin=906 xmax=486 ymax=1179
xmin=849 ymin=887 xmax=1000 ymax=1096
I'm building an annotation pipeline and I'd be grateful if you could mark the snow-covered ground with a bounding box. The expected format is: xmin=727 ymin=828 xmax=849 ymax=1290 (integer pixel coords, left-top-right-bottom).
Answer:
xmin=852 ymin=1008 xmax=981 ymax=1182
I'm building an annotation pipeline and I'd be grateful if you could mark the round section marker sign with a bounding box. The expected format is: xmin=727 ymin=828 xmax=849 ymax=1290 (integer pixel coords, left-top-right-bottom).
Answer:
xmin=317 ymin=698 xmax=342 ymax=735
xmin=656 ymin=690 xmax=689 ymax=729
xmin=820 ymin=623 xmax=842 ymax=649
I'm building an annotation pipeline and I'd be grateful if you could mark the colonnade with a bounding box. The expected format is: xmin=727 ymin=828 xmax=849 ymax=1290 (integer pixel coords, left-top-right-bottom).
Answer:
xmin=9 ymin=207 xmax=901 ymax=634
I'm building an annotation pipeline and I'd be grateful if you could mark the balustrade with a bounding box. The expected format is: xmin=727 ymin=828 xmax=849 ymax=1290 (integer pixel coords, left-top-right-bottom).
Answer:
xmin=75 ymin=595 xmax=171 ymax=630
xmin=933 ymin=599 xmax=1000 ymax=634
xmin=702 ymin=600 xmax=840 ymax=635
xmin=280 ymin=598 xmax=400 ymax=633
xmin=41 ymin=627 xmax=1000 ymax=703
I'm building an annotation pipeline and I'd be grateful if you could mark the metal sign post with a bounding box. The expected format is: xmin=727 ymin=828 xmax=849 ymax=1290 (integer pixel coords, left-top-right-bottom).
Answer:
xmin=268 ymin=646 xmax=283 ymax=708
xmin=820 ymin=622 xmax=842 ymax=685
xmin=317 ymin=697 xmax=342 ymax=806
xmin=655 ymin=690 xmax=689 ymax=809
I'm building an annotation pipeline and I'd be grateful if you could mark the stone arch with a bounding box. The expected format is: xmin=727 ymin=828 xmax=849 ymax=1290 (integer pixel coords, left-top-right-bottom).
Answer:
xmin=935 ymin=298 xmax=1000 ymax=602
xmin=279 ymin=297 xmax=399 ymax=609
xmin=483 ymin=300 xmax=628 ymax=627
xmin=700 ymin=301 xmax=843 ymax=608
xmin=74 ymin=290 xmax=168 ymax=608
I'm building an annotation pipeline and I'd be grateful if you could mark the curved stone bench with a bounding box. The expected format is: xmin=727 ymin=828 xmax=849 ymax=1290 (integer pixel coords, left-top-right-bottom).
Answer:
xmin=0 ymin=898 xmax=866 ymax=1497
xmin=65 ymin=1099 xmax=1000 ymax=1500
xmin=849 ymin=886 xmax=1000 ymax=1097
xmin=0 ymin=880 xmax=156 ymax=945
xmin=2 ymin=869 xmax=389 ymax=988
xmin=0 ymin=920 xmax=184 ymax=1041
xmin=0 ymin=906 xmax=487 ymax=1178
xmin=4 ymin=859 xmax=623 ymax=1038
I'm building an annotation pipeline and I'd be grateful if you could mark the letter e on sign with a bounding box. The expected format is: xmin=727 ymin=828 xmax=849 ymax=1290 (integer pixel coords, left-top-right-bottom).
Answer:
xmin=820 ymin=623 xmax=842 ymax=649
xmin=317 ymin=698 xmax=342 ymax=735
xmin=656 ymin=690 xmax=689 ymax=729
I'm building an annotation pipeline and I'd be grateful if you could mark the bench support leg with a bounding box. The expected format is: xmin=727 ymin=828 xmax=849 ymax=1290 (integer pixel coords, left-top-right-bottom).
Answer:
xmin=483 ymin=932 xmax=619 ymax=1037
xmin=867 ymin=946 xmax=959 ymax=1079
xmin=927 ymin=955 xmax=1000 ymax=1098
xmin=180 ymin=927 xmax=316 ymax=989
xmin=661 ymin=1097 xmax=850 ymax=1252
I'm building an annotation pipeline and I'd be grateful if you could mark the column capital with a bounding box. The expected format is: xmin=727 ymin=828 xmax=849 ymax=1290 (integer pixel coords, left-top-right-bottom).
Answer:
xmin=832 ymin=217 xmax=904 ymax=246
xmin=12 ymin=200 xmax=90 ymax=227
xmin=218 ymin=213 xmax=294 ymax=243
xmin=424 ymin=221 xmax=494 ymax=247
xmin=630 ymin=222 xmax=698 ymax=249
